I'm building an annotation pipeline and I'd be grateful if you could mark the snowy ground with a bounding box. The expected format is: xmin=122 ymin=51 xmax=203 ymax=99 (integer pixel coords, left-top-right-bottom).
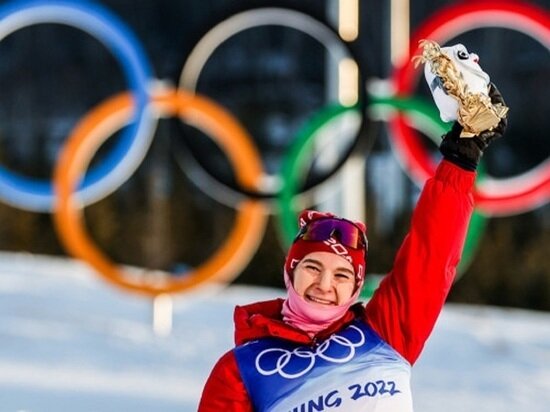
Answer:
xmin=0 ymin=252 xmax=549 ymax=412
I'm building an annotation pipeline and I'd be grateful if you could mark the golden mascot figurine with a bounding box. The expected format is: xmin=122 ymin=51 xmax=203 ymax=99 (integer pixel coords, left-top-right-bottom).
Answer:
xmin=413 ymin=39 xmax=509 ymax=137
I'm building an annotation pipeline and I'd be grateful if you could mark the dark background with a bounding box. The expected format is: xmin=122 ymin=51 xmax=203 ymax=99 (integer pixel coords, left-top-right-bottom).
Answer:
xmin=0 ymin=0 xmax=548 ymax=310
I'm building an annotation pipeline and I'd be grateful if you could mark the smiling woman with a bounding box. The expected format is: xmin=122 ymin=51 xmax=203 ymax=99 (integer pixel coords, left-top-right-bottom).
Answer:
xmin=197 ymin=67 xmax=509 ymax=409
xmin=198 ymin=143 xmax=478 ymax=411
xmin=279 ymin=212 xmax=367 ymax=335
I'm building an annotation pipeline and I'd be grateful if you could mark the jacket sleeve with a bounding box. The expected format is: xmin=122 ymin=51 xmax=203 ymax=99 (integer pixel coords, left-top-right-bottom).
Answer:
xmin=364 ymin=160 xmax=475 ymax=365
xmin=198 ymin=350 xmax=253 ymax=412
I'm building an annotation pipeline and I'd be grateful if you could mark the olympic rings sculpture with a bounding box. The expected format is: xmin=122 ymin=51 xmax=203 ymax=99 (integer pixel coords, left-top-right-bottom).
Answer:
xmin=0 ymin=0 xmax=547 ymax=297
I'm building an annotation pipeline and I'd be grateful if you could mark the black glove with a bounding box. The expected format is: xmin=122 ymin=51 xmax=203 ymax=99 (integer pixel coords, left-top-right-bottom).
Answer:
xmin=439 ymin=82 xmax=508 ymax=171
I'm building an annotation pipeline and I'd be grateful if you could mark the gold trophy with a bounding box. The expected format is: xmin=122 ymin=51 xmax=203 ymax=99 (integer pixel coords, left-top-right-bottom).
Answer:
xmin=413 ymin=39 xmax=509 ymax=138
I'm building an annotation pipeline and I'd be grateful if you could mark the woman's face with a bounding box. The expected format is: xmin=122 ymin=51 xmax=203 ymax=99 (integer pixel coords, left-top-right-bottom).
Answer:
xmin=292 ymin=251 xmax=356 ymax=306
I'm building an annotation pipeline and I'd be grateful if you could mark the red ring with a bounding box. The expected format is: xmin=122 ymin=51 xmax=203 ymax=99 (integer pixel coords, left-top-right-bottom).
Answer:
xmin=390 ymin=0 xmax=550 ymax=215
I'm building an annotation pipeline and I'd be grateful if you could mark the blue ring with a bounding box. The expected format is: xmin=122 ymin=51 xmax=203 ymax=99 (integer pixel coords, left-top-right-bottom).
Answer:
xmin=0 ymin=0 xmax=153 ymax=211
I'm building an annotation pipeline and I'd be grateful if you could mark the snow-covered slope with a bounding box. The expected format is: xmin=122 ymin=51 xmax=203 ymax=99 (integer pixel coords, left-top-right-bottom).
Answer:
xmin=0 ymin=252 xmax=548 ymax=411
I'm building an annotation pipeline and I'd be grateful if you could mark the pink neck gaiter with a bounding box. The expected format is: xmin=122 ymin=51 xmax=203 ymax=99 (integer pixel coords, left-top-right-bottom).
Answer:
xmin=281 ymin=270 xmax=362 ymax=337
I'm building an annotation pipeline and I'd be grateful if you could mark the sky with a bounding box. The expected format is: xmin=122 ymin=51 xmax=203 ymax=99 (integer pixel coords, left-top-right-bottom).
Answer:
xmin=0 ymin=251 xmax=549 ymax=412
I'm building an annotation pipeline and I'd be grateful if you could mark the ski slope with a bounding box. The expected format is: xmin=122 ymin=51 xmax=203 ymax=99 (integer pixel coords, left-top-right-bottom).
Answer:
xmin=0 ymin=252 xmax=548 ymax=411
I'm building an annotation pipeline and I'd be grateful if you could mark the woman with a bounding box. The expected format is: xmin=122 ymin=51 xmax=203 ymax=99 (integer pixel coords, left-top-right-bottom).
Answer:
xmin=198 ymin=84 xmax=507 ymax=412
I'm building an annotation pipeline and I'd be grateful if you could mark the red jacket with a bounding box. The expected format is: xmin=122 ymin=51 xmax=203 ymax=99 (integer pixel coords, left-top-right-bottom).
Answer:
xmin=198 ymin=160 xmax=475 ymax=411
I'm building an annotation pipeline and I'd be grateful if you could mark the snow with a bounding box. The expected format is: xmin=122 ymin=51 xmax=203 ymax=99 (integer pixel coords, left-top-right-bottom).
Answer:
xmin=0 ymin=252 xmax=549 ymax=411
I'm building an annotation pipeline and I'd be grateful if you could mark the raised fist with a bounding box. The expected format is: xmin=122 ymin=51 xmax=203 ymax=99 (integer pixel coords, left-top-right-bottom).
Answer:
xmin=439 ymin=82 xmax=508 ymax=171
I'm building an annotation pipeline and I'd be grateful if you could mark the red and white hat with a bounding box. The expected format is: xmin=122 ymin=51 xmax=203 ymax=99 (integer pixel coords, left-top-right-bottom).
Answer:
xmin=284 ymin=210 xmax=367 ymax=284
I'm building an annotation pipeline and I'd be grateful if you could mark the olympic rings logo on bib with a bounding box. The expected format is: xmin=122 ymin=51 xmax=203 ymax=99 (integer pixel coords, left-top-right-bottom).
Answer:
xmin=255 ymin=325 xmax=365 ymax=379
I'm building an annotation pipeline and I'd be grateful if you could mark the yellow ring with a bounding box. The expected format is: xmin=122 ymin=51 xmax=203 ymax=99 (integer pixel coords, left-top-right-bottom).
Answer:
xmin=53 ymin=87 xmax=268 ymax=296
